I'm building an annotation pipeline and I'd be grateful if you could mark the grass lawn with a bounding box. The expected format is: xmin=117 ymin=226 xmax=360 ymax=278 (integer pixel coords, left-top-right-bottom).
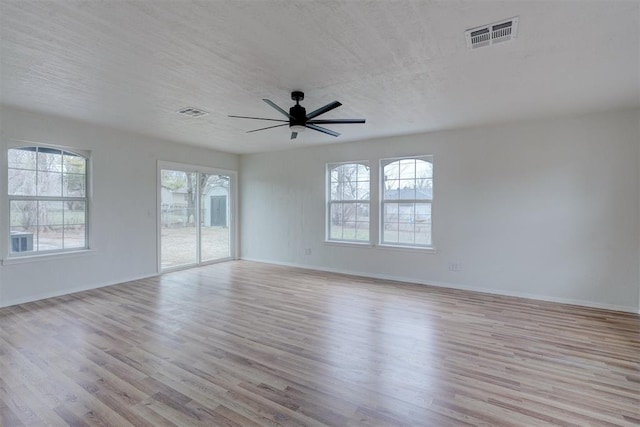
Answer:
xmin=161 ymin=226 xmax=230 ymax=269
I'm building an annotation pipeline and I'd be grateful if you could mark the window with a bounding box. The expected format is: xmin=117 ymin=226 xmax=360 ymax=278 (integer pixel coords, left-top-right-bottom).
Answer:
xmin=381 ymin=156 xmax=433 ymax=247
xmin=327 ymin=162 xmax=370 ymax=243
xmin=8 ymin=146 xmax=88 ymax=255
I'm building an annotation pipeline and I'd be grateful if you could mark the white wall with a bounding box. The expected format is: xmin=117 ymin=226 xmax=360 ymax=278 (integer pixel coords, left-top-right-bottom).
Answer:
xmin=0 ymin=107 xmax=239 ymax=307
xmin=241 ymin=109 xmax=640 ymax=313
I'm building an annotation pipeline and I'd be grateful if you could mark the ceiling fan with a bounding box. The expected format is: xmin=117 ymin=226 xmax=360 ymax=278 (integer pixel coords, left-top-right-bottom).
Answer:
xmin=229 ymin=91 xmax=366 ymax=140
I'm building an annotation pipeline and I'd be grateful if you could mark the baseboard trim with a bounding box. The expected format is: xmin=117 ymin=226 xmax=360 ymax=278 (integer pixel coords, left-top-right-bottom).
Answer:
xmin=240 ymin=257 xmax=639 ymax=314
xmin=0 ymin=272 xmax=160 ymax=308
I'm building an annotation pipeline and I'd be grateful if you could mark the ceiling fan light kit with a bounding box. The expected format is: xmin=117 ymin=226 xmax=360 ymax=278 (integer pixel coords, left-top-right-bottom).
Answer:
xmin=229 ymin=91 xmax=365 ymax=140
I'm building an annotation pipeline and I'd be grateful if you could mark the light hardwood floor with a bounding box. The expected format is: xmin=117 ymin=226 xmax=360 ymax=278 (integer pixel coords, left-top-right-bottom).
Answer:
xmin=1 ymin=261 xmax=639 ymax=426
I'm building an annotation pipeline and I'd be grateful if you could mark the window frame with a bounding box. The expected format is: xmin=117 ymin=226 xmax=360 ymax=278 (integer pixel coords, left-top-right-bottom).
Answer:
xmin=6 ymin=143 xmax=90 ymax=258
xmin=379 ymin=155 xmax=433 ymax=249
xmin=326 ymin=160 xmax=371 ymax=244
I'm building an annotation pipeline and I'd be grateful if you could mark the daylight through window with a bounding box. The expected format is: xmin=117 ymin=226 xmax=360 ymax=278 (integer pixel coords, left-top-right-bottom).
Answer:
xmin=381 ymin=156 xmax=433 ymax=247
xmin=327 ymin=162 xmax=370 ymax=243
xmin=8 ymin=146 xmax=88 ymax=255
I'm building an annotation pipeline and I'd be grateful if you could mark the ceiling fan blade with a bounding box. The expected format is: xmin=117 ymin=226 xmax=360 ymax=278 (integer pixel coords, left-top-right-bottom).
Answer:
xmin=263 ymin=99 xmax=293 ymax=119
xmin=305 ymin=123 xmax=340 ymax=137
xmin=307 ymin=119 xmax=366 ymax=124
xmin=229 ymin=115 xmax=288 ymax=122
xmin=246 ymin=123 xmax=289 ymax=133
xmin=291 ymin=132 xmax=298 ymax=140
xmin=306 ymin=101 xmax=342 ymax=120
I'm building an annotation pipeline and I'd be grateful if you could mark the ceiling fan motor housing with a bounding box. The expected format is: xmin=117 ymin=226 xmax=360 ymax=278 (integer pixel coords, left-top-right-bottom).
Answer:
xmin=289 ymin=104 xmax=306 ymax=126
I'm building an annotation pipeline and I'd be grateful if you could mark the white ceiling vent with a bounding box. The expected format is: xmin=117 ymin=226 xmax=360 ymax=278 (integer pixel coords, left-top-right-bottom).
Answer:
xmin=465 ymin=17 xmax=519 ymax=50
xmin=177 ymin=107 xmax=209 ymax=117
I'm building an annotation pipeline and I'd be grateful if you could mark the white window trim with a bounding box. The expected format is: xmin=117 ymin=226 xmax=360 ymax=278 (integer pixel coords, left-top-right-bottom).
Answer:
xmin=4 ymin=141 xmax=92 ymax=261
xmin=379 ymin=155 xmax=434 ymax=249
xmin=1 ymin=249 xmax=96 ymax=265
xmin=326 ymin=160 xmax=371 ymax=244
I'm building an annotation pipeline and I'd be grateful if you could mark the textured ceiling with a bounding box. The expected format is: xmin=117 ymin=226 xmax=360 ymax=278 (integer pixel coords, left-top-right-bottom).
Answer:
xmin=1 ymin=1 xmax=639 ymax=154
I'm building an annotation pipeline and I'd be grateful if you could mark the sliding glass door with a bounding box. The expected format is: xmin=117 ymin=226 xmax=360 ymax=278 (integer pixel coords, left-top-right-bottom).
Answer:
xmin=159 ymin=163 xmax=235 ymax=271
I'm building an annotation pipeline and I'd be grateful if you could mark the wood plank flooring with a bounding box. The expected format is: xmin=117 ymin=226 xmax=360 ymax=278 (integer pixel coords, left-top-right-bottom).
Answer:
xmin=1 ymin=260 xmax=639 ymax=426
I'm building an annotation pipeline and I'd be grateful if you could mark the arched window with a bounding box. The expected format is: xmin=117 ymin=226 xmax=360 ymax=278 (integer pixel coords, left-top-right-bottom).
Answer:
xmin=8 ymin=146 xmax=88 ymax=255
xmin=327 ymin=162 xmax=370 ymax=242
xmin=381 ymin=156 xmax=433 ymax=247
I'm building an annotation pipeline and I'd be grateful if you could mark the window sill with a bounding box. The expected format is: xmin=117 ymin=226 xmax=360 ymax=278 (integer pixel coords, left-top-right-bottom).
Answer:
xmin=322 ymin=241 xmax=436 ymax=253
xmin=2 ymin=249 xmax=96 ymax=265
xmin=377 ymin=244 xmax=437 ymax=253
xmin=323 ymin=240 xmax=374 ymax=248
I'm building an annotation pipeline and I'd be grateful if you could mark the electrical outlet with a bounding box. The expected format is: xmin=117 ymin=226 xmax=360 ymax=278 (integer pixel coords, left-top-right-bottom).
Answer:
xmin=304 ymin=248 xmax=312 ymax=255
xmin=449 ymin=262 xmax=460 ymax=272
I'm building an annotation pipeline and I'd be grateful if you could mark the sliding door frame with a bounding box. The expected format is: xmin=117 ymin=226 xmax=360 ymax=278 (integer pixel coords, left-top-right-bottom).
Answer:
xmin=157 ymin=160 xmax=238 ymax=273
